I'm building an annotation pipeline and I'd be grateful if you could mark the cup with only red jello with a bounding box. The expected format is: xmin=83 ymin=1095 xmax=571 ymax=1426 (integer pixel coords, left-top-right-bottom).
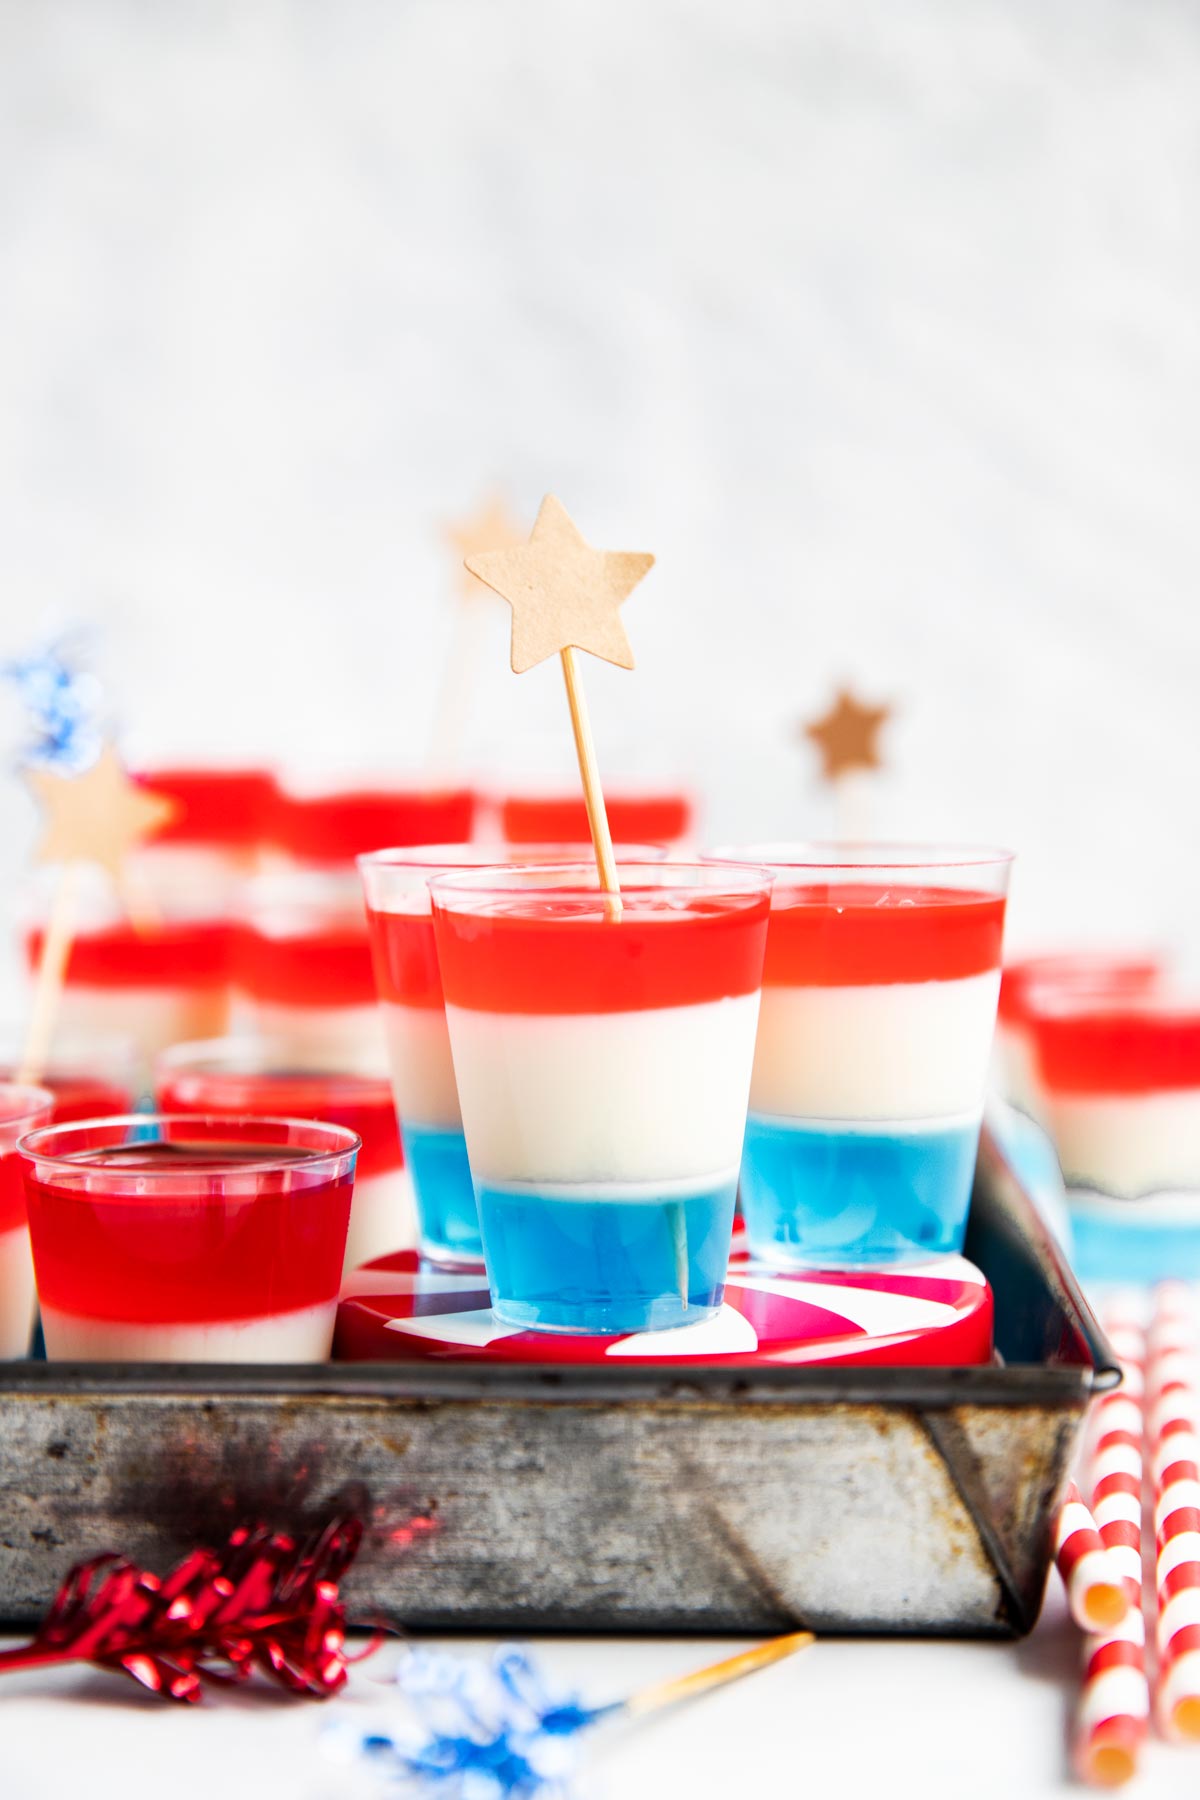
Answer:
xmin=19 ymin=1115 xmax=358 ymax=1362
xmin=359 ymin=844 xmax=668 ymax=1266
xmin=155 ymin=1037 xmax=412 ymax=1275
xmin=704 ymin=844 xmax=1011 ymax=1265
xmin=428 ymin=862 xmax=772 ymax=1334
xmin=0 ymin=1084 xmax=54 ymax=1356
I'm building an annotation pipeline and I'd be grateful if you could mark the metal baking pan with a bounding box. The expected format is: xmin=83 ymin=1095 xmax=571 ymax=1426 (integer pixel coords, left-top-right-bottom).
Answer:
xmin=0 ymin=1129 xmax=1115 ymax=1637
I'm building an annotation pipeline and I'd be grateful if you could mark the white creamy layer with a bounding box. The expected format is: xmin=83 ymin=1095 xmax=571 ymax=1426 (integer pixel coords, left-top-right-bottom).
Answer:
xmin=0 ymin=1224 xmax=36 ymax=1359
xmin=232 ymin=998 xmax=388 ymax=1074
xmin=41 ymin=1299 xmax=337 ymax=1363
xmin=749 ymin=972 xmax=1001 ymax=1120
xmin=993 ymin=1022 xmax=1046 ymax=1121
xmin=57 ymin=985 xmax=231 ymax=1067
xmin=444 ymin=994 xmax=760 ymax=1186
xmin=1050 ymin=1090 xmax=1200 ymax=1197
xmin=382 ymin=1001 xmax=461 ymax=1128
xmin=342 ymin=1166 xmax=417 ymax=1277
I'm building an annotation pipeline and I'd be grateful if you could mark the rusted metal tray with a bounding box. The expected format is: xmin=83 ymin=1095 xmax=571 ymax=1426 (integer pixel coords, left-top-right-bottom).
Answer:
xmin=0 ymin=1130 xmax=1115 ymax=1637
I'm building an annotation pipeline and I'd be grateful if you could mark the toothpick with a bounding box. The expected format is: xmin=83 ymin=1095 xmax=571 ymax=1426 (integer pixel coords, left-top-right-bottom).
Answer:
xmin=17 ymin=862 xmax=79 ymax=1085
xmin=623 ymin=1630 xmax=814 ymax=1718
xmin=560 ymin=647 xmax=621 ymax=921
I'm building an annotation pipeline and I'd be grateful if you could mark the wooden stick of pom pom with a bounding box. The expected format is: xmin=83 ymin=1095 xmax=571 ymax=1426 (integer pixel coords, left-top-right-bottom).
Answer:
xmin=1073 ymin=1305 xmax=1149 ymax=1787
xmin=1055 ymin=1482 xmax=1131 ymax=1634
xmin=16 ymin=860 xmax=79 ymax=1086
xmin=623 ymin=1630 xmax=814 ymax=1718
xmin=1147 ymin=1283 xmax=1200 ymax=1742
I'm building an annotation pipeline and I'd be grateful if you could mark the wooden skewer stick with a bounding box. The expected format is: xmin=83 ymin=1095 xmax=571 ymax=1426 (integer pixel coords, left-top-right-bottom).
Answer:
xmin=560 ymin=646 xmax=621 ymax=922
xmin=17 ymin=862 xmax=80 ymax=1086
xmin=624 ymin=1630 xmax=815 ymax=1718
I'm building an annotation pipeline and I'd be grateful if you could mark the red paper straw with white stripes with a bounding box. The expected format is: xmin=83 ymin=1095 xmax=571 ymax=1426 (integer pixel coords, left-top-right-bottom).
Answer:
xmin=1056 ymin=1481 xmax=1131 ymax=1634
xmin=1147 ymin=1282 xmax=1200 ymax=1743
xmin=1073 ymin=1305 xmax=1149 ymax=1787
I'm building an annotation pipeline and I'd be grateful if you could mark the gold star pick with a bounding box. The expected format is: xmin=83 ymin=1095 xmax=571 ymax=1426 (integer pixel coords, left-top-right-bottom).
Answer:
xmin=465 ymin=493 xmax=654 ymax=675
xmin=25 ymin=742 xmax=179 ymax=880
xmin=444 ymin=495 xmax=526 ymax=602
xmin=802 ymin=688 xmax=892 ymax=782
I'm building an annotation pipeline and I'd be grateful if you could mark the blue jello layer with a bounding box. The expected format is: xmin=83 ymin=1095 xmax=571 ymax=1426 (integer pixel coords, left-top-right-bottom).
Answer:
xmin=1069 ymin=1196 xmax=1200 ymax=1286
xmin=401 ymin=1122 xmax=483 ymax=1261
xmin=740 ymin=1113 xmax=982 ymax=1266
xmin=477 ymin=1180 xmax=737 ymax=1334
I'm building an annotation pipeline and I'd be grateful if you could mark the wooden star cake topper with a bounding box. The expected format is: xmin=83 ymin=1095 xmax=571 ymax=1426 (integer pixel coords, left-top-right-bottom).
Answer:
xmin=466 ymin=494 xmax=654 ymax=675
xmin=18 ymin=743 xmax=178 ymax=1084
xmin=464 ymin=494 xmax=655 ymax=913
xmin=444 ymin=495 xmax=526 ymax=602
xmin=802 ymin=687 xmax=892 ymax=782
xmin=26 ymin=743 xmax=178 ymax=879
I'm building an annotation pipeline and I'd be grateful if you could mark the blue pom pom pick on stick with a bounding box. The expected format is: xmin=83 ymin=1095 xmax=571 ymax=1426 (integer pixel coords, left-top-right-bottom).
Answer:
xmin=329 ymin=1630 xmax=813 ymax=1798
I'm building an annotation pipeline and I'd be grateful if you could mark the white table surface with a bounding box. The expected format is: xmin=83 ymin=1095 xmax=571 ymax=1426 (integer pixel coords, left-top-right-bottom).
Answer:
xmin=1 ymin=1581 xmax=1196 ymax=1800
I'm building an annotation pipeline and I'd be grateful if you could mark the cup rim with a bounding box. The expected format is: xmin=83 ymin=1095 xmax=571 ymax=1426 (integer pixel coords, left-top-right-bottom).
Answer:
xmin=358 ymin=841 xmax=670 ymax=877
xmin=17 ymin=1112 xmax=362 ymax=1181
xmin=427 ymin=859 xmax=776 ymax=906
xmin=0 ymin=1082 xmax=56 ymax=1134
xmin=702 ymin=841 xmax=1015 ymax=871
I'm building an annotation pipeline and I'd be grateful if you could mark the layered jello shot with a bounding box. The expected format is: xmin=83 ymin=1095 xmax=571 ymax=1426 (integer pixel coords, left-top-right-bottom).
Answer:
xmin=231 ymin=871 xmax=385 ymax=1067
xmin=429 ymin=862 xmax=771 ymax=1333
xmin=0 ymin=1084 xmax=53 ymax=1357
xmin=156 ymin=1036 xmax=413 ymax=1274
xmin=19 ymin=1115 xmax=358 ymax=1362
xmin=705 ymin=844 xmax=1011 ymax=1265
xmin=1023 ymin=990 xmax=1200 ymax=1279
xmin=24 ymin=872 xmax=233 ymax=1076
xmin=995 ymin=952 xmax=1163 ymax=1120
xmin=360 ymin=844 xmax=667 ymax=1264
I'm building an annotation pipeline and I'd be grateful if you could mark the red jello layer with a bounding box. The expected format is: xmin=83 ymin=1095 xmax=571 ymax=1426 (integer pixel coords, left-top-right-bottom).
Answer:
xmin=433 ymin=890 xmax=770 ymax=1013
xmin=762 ymin=886 xmax=1005 ymax=987
xmin=27 ymin=920 xmax=232 ymax=990
xmin=133 ymin=768 xmax=279 ymax=848
xmin=1030 ymin=1008 xmax=1200 ymax=1095
xmin=0 ymin=1153 xmax=24 ymax=1233
xmin=157 ymin=1073 xmax=403 ymax=1179
xmin=24 ymin=1145 xmax=353 ymax=1323
xmin=501 ymin=793 xmax=689 ymax=845
xmin=275 ymin=787 xmax=475 ymax=865
xmin=232 ymin=923 xmax=377 ymax=1007
xmin=366 ymin=909 xmax=443 ymax=1010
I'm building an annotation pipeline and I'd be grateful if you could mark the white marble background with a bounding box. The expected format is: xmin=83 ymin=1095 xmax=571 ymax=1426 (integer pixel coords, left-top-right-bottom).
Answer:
xmin=1 ymin=0 xmax=1199 ymax=992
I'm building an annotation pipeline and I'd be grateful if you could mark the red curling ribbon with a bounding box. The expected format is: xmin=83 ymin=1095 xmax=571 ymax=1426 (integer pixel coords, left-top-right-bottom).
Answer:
xmin=0 ymin=1517 xmax=374 ymax=1702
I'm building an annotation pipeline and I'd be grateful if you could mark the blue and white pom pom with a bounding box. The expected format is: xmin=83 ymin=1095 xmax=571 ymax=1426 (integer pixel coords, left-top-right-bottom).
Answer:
xmin=2 ymin=639 xmax=103 ymax=775
xmin=323 ymin=1646 xmax=615 ymax=1798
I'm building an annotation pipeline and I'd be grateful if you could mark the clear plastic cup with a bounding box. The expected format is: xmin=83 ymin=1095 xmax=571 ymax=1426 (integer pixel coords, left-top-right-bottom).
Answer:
xmin=155 ymin=1036 xmax=412 ymax=1274
xmin=429 ymin=862 xmax=772 ymax=1333
xmin=19 ymin=1114 xmax=359 ymax=1363
xmin=359 ymin=843 xmax=669 ymax=1265
xmin=0 ymin=1083 xmax=54 ymax=1357
xmin=704 ymin=843 xmax=1013 ymax=1266
xmin=0 ymin=1030 xmax=140 ymax=1122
